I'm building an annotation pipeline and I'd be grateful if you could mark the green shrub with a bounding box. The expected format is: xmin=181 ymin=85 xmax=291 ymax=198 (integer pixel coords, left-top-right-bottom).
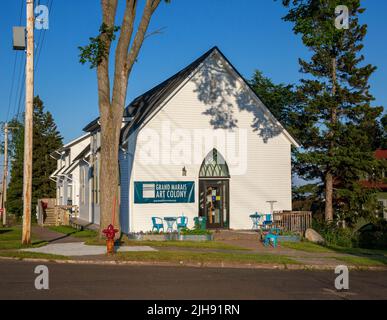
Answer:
xmin=312 ymin=219 xmax=356 ymax=248
xmin=179 ymin=228 xmax=212 ymax=236
xmin=357 ymin=220 xmax=387 ymax=250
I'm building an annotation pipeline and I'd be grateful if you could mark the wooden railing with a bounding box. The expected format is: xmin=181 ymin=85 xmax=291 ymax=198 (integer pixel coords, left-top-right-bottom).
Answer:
xmin=273 ymin=211 xmax=312 ymax=233
xmin=37 ymin=199 xmax=79 ymax=226
xmin=54 ymin=205 xmax=79 ymax=226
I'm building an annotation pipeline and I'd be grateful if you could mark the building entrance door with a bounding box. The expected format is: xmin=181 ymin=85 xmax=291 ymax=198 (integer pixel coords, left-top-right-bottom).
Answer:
xmin=199 ymin=180 xmax=229 ymax=229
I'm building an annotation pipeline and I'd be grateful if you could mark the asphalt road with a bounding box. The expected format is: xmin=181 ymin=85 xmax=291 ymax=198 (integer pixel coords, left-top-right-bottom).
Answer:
xmin=0 ymin=260 xmax=387 ymax=300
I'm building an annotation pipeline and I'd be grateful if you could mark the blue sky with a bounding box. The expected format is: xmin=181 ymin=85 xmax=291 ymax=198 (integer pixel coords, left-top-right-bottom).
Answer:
xmin=1 ymin=0 xmax=386 ymax=146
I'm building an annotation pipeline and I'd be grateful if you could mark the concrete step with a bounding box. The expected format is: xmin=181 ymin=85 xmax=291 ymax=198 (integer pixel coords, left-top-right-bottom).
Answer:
xmin=213 ymin=230 xmax=260 ymax=241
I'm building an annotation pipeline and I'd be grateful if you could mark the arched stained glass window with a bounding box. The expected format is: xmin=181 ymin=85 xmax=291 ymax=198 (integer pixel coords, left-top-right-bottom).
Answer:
xmin=199 ymin=149 xmax=230 ymax=178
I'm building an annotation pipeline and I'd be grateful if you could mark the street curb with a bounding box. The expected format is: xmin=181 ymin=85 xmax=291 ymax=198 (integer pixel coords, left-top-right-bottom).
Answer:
xmin=1 ymin=256 xmax=387 ymax=271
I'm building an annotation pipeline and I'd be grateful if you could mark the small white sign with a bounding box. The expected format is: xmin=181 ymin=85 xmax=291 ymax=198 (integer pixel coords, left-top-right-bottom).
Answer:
xmin=143 ymin=184 xmax=155 ymax=198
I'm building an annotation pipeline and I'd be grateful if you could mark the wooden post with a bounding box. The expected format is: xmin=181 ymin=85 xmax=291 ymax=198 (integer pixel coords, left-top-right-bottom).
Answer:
xmin=2 ymin=123 xmax=9 ymax=227
xmin=22 ymin=0 xmax=34 ymax=245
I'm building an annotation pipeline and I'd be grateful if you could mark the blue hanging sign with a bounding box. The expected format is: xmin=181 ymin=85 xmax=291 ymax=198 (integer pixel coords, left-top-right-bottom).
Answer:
xmin=134 ymin=181 xmax=195 ymax=204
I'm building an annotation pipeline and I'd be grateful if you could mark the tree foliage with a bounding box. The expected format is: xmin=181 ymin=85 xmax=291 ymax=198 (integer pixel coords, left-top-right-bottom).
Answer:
xmin=249 ymin=70 xmax=298 ymax=130
xmin=6 ymin=96 xmax=63 ymax=218
xmin=280 ymin=0 xmax=385 ymax=223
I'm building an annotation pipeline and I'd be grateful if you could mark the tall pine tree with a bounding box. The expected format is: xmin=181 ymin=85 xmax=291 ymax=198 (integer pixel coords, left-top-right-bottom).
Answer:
xmin=281 ymin=0 xmax=384 ymax=223
xmin=6 ymin=96 xmax=63 ymax=218
xmin=249 ymin=70 xmax=298 ymax=130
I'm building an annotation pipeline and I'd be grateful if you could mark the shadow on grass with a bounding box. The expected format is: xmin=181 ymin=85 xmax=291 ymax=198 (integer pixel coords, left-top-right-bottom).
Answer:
xmin=282 ymin=240 xmax=387 ymax=266
xmin=0 ymin=229 xmax=13 ymax=235
xmin=45 ymin=226 xmax=98 ymax=243
xmin=328 ymin=246 xmax=387 ymax=266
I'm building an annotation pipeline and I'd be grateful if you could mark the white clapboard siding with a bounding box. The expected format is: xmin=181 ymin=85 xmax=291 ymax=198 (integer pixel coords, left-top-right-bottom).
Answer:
xmin=126 ymin=52 xmax=293 ymax=232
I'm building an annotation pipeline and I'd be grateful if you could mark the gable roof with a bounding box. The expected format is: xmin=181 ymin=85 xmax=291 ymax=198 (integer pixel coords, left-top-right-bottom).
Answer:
xmin=84 ymin=46 xmax=299 ymax=147
xmin=83 ymin=47 xmax=216 ymax=133
xmin=50 ymin=133 xmax=91 ymax=159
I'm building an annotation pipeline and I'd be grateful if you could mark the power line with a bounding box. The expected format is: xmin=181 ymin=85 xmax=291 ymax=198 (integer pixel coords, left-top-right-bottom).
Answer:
xmin=35 ymin=0 xmax=53 ymax=74
xmin=6 ymin=55 xmax=18 ymax=122
xmin=6 ymin=0 xmax=24 ymax=122
xmin=15 ymin=60 xmax=26 ymax=121
xmin=13 ymin=0 xmax=55 ymax=121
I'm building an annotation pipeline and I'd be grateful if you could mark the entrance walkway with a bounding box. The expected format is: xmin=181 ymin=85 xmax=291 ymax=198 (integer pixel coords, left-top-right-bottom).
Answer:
xmin=32 ymin=226 xmax=83 ymax=244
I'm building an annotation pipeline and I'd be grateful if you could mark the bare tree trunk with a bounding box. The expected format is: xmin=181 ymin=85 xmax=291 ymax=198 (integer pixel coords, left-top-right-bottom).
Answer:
xmin=95 ymin=0 xmax=162 ymax=237
xmin=99 ymin=109 xmax=122 ymax=237
xmin=325 ymin=172 xmax=334 ymax=222
xmin=325 ymin=56 xmax=337 ymax=222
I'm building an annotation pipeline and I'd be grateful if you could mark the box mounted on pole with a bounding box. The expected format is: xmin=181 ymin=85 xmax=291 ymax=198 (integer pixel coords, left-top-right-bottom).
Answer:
xmin=12 ymin=26 xmax=26 ymax=51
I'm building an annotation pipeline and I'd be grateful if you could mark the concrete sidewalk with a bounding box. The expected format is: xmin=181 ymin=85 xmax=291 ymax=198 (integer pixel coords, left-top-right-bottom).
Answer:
xmin=21 ymin=242 xmax=157 ymax=256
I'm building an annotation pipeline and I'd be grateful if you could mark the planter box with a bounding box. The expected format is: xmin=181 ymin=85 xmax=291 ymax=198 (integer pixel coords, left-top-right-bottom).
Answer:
xmin=128 ymin=233 xmax=213 ymax=242
xmin=178 ymin=234 xmax=213 ymax=241
xmin=278 ymin=235 xmax=301 ymax=242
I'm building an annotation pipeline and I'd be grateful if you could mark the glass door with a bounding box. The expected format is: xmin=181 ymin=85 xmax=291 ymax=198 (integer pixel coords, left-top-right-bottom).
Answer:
xmin=205 ymin=184 xmax=222 ymax=228
xmin=199 ymin=179 xmax=229 ymax=229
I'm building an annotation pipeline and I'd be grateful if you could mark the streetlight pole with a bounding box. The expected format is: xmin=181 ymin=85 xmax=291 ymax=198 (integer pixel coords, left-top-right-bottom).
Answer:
xmin=22 ymin=0 xmax=34 ymax=245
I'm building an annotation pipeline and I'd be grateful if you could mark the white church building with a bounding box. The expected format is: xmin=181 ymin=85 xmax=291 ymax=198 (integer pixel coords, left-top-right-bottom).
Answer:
xmin=51 ymin=47 xmax=299 ymax=233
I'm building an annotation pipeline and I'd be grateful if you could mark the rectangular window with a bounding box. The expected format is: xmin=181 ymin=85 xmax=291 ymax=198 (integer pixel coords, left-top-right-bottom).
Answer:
xmin=80 ymin=167 xmax=85 ymax=205
xmin=93 ymin=157 xmax=100 ymax=205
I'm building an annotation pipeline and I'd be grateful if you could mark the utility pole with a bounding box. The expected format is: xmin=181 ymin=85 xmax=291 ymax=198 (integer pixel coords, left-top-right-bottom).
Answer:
xmin=22 ymin=0 xmax=34 ymax=245
xmin=0 ymin=180 xmax=3 ymax=225
xmin=1 ymin=123 xmax=9 ymax=227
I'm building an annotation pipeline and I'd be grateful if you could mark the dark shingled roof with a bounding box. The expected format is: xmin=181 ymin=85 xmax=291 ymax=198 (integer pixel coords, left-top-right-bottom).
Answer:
xmin=83 ymin=46 xmax=299 ymax=147
xmin=83 ymin=46 xmax=218 ymax=133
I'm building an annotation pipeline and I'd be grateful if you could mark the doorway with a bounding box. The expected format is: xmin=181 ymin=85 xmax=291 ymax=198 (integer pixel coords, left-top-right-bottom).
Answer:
xmin=198 ymin=149 xmax=230 ymax=229
xmin=199 ymin=179 xmax=229 ymax=229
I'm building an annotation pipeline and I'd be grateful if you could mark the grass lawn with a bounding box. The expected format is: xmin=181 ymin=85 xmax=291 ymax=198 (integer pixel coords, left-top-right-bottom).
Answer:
xmin=327 ymin=245 xmax=387 ymax=257
xmin=281 ymin=241 xmax=387 ymax=257
xmin=85 ymin=237 xmax=250 ymax=251
xmin=116 ymin=250 xmax=298 ymax=265
xmin=0 ymin=250 xmax=67 ymax=261
xmin=48 ymin=226 xmax=98 ymax=238
xmin=0 ymin=227 xmax=47 ymax=250
xmin=334 ymin=255 xmax=387 ymax=267
xmin=281 ymin=241 xmax=334 ymax=253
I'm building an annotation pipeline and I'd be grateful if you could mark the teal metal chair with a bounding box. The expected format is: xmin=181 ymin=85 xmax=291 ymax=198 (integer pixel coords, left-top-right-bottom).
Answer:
xmin=152 ymin=217 xmax=164 ymax=233
xmin=262 ymin=214 xmax=273 ymax=229
xmin=263 ymin=233 xmax=278 ymax=247
xmin=177 ymin=216 xmax=188 ymax=231
xmin=263 ymin=227 xmax=281 ymax=248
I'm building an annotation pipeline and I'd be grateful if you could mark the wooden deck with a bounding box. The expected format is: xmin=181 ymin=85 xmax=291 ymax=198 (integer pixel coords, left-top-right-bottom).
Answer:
xmin=273 ymin=211 xmax=312 ymax=233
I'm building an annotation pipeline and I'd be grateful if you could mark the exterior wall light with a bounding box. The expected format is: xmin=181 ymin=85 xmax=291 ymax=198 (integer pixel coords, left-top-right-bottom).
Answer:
xmin=182 ymin=167 xmax=187 ymax=177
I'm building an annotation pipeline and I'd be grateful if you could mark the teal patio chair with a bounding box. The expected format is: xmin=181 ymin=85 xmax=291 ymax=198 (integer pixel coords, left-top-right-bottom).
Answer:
xmin=262 ymin=214 xmax=273 ymax=230
xmin=263 ymin=227 xmax=280 ymax=248
xmin=152 ymin=217 xmax=164 ymax=233
xmin=263 ymin=233 xmax=278 ymax=248
xmin=177 ymin=216 xmax=188 ymax=231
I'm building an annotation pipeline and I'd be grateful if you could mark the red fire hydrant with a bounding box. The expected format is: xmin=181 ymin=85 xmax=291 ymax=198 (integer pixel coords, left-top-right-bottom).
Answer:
xmin=102 ymin=224 xmax=118 ymax=255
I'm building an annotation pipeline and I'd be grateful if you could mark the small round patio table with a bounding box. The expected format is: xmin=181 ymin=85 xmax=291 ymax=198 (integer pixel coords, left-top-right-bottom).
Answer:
xmin=249 ymin=213 xmax=263 ymax=230
xmin=164 ymin=217 xmax=177 ymax=233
